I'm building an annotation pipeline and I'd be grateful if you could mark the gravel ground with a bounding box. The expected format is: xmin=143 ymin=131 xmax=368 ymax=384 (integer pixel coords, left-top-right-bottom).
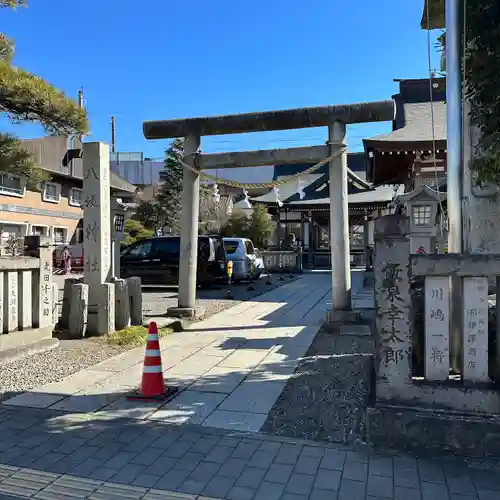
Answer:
xmin=261 ymin=324 xmax=375 ymax=445
xmin=142 ymin=274 xmax=296 ymax=318
xmin=1 ymin=274 xmax=297 ymax=402
xmin=0 ymin=339 xmax=128 ymax=403
xmin=52 ymin=273 xmax=297 ymax=319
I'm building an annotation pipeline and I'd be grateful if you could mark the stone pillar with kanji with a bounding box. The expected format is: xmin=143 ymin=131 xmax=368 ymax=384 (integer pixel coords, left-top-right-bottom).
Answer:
xmin=82 ymin=142 xmax=113 ymax=335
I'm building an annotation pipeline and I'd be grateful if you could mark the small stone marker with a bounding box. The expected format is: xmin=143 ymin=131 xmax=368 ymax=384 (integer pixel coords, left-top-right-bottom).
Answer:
xmin=98 ymin=283 xmax=115 ymax=334
xmin=36 ymin=239 xmax=53 ymax=329
xmin=0 ymin=271 xmax=4 ymax=333
xmin=424 ymin=276 xmax=450 ymax=381
xmin=113 ymin=278 xmax=130 ymax=330
xmin=69 ymin=283 xmax=89 ymax=338
xmin=5 ymin=271 xmax=18 ymax=333
xmin=19 ymin=270 xmax=32 ymax=329
xmin=462 ymin=277 xmax=489 ymax=382
xmin=51 ymin=282 xmax=59 ymax=326
xmin=60 ymin=277 xmax=81 ymax=328
xmin=127 ymin=276 xmax=143 ymax=326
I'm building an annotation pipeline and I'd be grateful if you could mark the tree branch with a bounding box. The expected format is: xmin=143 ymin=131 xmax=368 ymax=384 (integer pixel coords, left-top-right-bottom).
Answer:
xmin=0 ymin=132 xmax=49 ymax=183
xmin=0 ymin=61 xmax=88 ymax=135
xmin=0 ymin=0 xmax=26 ymax=8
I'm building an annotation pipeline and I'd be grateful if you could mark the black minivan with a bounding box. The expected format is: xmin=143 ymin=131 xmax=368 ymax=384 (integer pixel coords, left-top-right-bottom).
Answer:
xmin=120 ymin=235 xmax=225 ymax=286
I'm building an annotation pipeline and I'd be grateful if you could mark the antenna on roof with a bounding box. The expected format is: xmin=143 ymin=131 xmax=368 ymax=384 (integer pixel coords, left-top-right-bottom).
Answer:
xmin=78 ymin=87 xmax=84 ymax=109
xmin=77 ymin=87 xmax=87 ymax=143
xmin=111 ymin=116 xmax=116 ymax=153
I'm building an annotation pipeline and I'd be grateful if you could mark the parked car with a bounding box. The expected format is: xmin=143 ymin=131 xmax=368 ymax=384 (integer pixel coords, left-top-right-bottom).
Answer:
xmin=120 ymin=235 xmax=225 ymax=285
xmin=218 ymin=237 xmax=265 ymax=282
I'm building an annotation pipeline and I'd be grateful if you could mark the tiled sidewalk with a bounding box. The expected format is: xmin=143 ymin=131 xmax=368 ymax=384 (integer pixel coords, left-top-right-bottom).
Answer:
xmin=0 ymin=406 xmax=499 ymax=500
xmin=2 ymin=274 xmax=332 ymax=433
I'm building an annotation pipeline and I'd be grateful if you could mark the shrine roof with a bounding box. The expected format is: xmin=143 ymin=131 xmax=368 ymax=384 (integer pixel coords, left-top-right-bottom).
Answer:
xmin=363 ymin=100 xmax=446 ymax=151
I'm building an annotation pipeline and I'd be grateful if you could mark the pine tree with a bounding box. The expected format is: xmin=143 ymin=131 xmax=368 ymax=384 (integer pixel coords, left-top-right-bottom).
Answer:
xmin=247 ymin=204 xmax=274 ymax=248
xmin=0 ymin=1 xmax=88 ymax=180
xmin=134 ymin=200 xmax=166 ymax=232
xmin=122 ymin=219 xmax=154 ymax=247
xmin=157 ymin=138 xmax=184 ymax=233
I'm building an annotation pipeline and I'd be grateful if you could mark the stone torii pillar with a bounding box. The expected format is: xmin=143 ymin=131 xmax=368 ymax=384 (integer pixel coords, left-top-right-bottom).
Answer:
xmin=169 ymin=135 xmax=204 ymax=318
xmin=329 ymin=122 xmax=351 ymax=310
xmin=142 ymin=99 xmax=395 ymax=319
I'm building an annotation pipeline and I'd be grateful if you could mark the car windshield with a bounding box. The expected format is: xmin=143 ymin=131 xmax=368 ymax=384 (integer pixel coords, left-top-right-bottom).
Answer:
xmin=224 ymin=240 xmax=239 ymax=254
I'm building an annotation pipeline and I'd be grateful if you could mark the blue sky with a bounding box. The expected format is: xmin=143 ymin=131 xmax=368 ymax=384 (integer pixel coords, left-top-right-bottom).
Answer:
xmin=2 ymin=0 xmax=441 ymax=160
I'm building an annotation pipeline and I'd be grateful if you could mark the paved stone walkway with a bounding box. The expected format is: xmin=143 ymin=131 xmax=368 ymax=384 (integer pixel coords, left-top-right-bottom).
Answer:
xmin=0 ymin=406 xmax=499 ymax=500
xmin=3 ymin=274 xmax=332 ymax=433
xmin=2 ymin=272 xmax=500 ymax=498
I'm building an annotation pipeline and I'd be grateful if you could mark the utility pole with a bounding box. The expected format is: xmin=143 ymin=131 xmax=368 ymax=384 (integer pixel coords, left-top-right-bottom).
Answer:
xmin=446 ymin=0 xmax=463 ymax=254
xmin=111 ymin=116 xmax=116 ymax=153
xmin=78 ymin=88 xmax=84 ymax=110
xmin=446 ymin=0 xmax=463 ymax=373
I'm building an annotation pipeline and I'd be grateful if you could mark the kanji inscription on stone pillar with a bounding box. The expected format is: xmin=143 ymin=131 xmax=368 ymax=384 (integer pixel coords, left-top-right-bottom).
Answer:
xmin=463 ymin=277 xmax=489 ymax=382
xmin=424 ymin=276 xmax=450 ymax=381
xmin=83 ymin=142 xmax=112 ymax=334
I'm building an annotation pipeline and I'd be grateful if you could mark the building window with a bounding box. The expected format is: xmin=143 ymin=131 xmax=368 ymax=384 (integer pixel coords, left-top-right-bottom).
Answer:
xmin=69 ymin=188 xmax=83 ymax=207
xmin=412 ymin=205 xmax=432 ymax=226
xmin=43 ymin=182 xmax=61 ymax=203
xmin=53 ymin=227 xmax=67 ymax=245
xmin=31 ymin=225 xmax=48 ymax=236
xmin=0 ymin=223 xmax=25 ymax=255
xmin=0 ymin=174 xmax=24 ymax=197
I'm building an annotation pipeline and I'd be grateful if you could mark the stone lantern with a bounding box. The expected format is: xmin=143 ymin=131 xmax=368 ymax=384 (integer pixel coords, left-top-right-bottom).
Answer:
xmin=395 ymin=184 xmax=447 ymax=254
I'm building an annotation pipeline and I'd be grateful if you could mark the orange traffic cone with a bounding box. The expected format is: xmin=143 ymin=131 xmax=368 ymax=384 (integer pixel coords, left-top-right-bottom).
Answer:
xmin=127 ymin=322 xmax=179 ymax=402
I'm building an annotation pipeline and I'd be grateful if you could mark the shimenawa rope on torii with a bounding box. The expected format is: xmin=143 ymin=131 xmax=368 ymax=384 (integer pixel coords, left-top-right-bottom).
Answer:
xmin=178 ymin=147 xmax=348 ymax=190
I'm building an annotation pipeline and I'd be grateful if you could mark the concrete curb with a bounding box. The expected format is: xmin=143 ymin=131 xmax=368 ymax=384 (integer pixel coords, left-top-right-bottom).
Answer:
xmin=0 ymin=337 xmax=59 ymax=365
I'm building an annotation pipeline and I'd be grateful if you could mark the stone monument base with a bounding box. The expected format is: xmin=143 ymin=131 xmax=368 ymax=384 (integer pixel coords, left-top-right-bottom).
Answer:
xmin=324 ymin=309 xmax=361 ymax=330
xmin=366 ymin=403 xmax=500 ymax=457
xmin=167 ymin=306 xmax=206 ymax=320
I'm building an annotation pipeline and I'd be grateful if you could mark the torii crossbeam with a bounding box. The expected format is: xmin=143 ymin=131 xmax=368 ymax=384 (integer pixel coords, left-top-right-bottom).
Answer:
xmin=143 ymin=100 xmax=395 ymax=318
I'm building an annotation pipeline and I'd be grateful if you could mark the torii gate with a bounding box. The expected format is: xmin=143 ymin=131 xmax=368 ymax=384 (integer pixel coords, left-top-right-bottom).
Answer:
xmin=143 ymin=100 xmax=395 ymax=318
